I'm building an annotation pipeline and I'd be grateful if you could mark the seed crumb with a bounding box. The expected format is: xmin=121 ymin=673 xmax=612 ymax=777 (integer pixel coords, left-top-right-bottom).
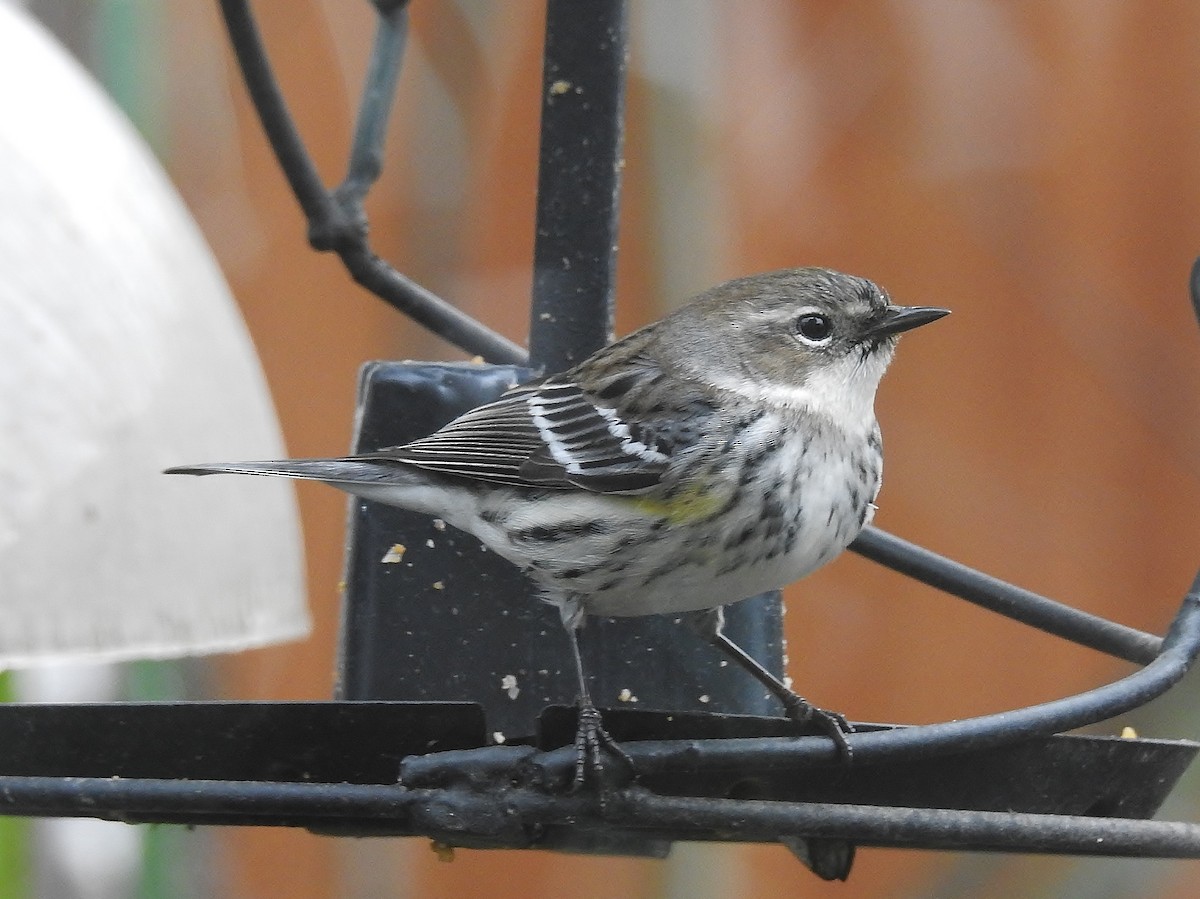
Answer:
xmin=501 ymin=674 xmax=520 ymax=700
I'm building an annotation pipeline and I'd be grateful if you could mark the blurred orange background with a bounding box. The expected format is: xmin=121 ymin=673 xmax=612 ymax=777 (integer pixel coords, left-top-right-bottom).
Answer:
xmin=53 ymin=1 xmax=1200 ymax=896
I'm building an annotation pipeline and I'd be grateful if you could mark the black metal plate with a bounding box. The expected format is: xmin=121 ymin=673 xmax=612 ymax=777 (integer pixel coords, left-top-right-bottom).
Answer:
xmin=336 ymin=362 xmax=787 ymax=738
xmin=0 ymin=701 xmax=484 ymax=784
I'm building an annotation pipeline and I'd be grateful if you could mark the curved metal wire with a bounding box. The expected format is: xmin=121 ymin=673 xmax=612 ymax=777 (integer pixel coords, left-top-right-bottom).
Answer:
xmin=217 ymin=0 xmax=527 ymax=365
xmin=849 ymin=527 xmax=1163 ymax=664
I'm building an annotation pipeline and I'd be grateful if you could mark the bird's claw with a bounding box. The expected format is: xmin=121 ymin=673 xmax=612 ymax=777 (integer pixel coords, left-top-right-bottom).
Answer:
xmin=571 ymin=702 xmax=636 ymax=791
xmin=780 ymin=693 xmax=855 ymax=763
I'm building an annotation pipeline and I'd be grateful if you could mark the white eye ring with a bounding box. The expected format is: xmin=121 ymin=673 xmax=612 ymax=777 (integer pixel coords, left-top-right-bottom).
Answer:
xmin=794 ymin=310 xmax=833 ymax=346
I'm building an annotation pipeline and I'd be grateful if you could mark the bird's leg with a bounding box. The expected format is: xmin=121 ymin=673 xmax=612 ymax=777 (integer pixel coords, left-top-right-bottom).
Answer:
xmin=685 ymin=607 xmax=854 ymax=761
xmin=560 ymin=600 xmax=635 ymax=790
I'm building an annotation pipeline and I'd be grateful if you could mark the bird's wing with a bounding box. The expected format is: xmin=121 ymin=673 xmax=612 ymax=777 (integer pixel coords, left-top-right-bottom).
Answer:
xmin=370 ymin=365 xmax=715 ymax=494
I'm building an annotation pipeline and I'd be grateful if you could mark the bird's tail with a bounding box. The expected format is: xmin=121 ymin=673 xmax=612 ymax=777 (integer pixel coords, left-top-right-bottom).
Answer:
xmin=165 ymin=458 xmax=416 ymax=488
xmin=167 ymin=457 xmax=467 ymax=523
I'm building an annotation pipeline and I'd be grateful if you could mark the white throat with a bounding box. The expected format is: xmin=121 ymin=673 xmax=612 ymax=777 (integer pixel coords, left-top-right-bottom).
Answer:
xmin=711 ymin=353 xmax=887 ymax=435
xmin=793 ymin=353 xmax=886 ymax=434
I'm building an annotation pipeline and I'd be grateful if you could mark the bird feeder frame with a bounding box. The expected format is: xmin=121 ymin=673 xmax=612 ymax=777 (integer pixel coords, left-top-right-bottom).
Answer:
xmin=1 ymin=0 xmax=1199 ymax=881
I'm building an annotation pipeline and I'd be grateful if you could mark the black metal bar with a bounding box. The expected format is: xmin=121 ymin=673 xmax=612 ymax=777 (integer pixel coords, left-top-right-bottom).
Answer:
xmin=3 ymin=774 xmax=1200 ymax=859
xmin=217 ymin=0 xmax=526 ymax=364
xmin=520 ymin=0 xmax=785 ymax=722
xmin=851 ymin=527 xmax=1163 ymax=664
xmin=5 ymin=702 xmax=1187 ymax=847
xmin=0 ymin=776 xmax=414 ymax=822
xmin=529 ymin=0 xmax=629 ymax=371
xmin=606 ymin=791 xmax=1200 ymax=858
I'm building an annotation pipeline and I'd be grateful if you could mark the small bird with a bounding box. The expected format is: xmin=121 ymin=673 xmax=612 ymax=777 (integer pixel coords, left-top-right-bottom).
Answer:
xmin=168 ymin=267 xmax=947 ymax=783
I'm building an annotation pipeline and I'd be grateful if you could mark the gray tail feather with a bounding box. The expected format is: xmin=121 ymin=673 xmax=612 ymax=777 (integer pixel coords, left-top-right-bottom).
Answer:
xmin=164 ymin=458 xmax=415 ymax=486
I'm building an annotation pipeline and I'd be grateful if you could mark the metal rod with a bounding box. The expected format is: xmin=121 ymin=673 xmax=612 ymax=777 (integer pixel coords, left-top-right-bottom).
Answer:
xmin=0 ymin=776 xmax=411 ymax=821
xmin=339 ymin=2 xmax=408 ymax=205
xmin=217 ymin=0 xmax=526 ymax=364
xmin=529 ymin=0 xmax=629 ymax=372
xmin=3 ymin=774 xmax=1200 ymax=859
xmin=851 ymin=527 xmax=1163 ymax=664
xmin=607 ymin=790 xmax=1200 ymax=858
xmin=218 ymin=0 xmax=337 ymax=226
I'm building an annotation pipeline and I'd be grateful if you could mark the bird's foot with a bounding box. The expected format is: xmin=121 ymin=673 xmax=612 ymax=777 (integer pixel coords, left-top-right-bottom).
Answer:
xmin=780 ymin=693 xmax=855 ymax=763
xmin=571 ymin=701 xmax=636 ymax=791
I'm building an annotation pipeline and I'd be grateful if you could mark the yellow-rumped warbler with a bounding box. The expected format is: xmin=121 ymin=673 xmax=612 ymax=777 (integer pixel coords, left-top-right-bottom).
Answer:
xmin=169 ymin=267 xmax=946 ymax=780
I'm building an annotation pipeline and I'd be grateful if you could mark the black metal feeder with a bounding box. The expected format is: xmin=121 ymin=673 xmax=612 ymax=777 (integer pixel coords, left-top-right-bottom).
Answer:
xmin=3 ymin=0 xmax=1200 ymax=884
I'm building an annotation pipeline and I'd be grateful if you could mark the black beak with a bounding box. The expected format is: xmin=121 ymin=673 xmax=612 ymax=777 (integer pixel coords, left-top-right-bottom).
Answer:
xmin=864 ymin=305 xmax=950 ymax=339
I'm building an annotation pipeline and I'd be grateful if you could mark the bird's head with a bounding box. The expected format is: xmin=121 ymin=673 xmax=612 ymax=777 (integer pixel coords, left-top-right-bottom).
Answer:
xmin=659 ymin=267 xmax=948 ymax=428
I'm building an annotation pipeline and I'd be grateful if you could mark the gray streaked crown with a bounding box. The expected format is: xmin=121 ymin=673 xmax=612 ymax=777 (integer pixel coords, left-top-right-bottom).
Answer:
xmin=579 ymin=267 xmax=896 ymax=394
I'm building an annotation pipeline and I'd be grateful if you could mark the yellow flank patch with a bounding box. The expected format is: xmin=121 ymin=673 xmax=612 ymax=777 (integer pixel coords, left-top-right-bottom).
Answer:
xmin=626 ymin=485 xmax=723 ymax=525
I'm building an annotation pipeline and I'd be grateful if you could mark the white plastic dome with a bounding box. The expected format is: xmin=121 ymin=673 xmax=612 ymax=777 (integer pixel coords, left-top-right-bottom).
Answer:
xmin=0 ymin=4 xmax=308 ymax=666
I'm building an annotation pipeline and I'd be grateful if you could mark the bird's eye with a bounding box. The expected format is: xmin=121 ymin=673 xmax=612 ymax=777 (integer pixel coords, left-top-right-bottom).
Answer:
xmin=795 ymin=313 xmax=833 ymax=344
